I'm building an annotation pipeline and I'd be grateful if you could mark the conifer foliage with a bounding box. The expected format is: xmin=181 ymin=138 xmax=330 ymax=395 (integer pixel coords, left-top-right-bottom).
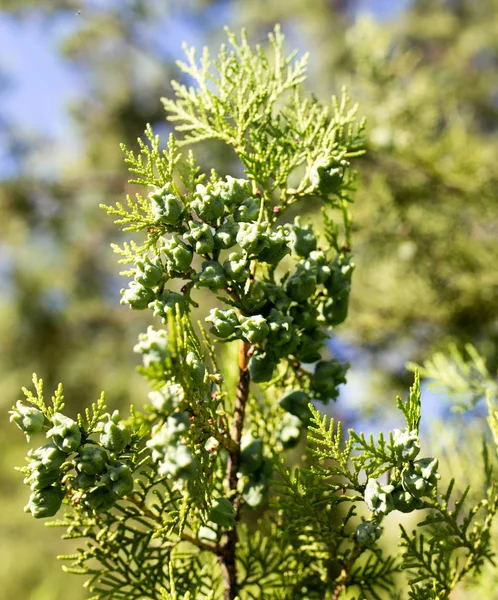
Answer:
xmin=10 ymin=27 xmax=498 ymax=600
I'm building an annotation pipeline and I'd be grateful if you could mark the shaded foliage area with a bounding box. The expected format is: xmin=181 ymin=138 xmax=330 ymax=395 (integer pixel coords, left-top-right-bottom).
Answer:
xmin=227 ymin=0 xmax=498 ymax=372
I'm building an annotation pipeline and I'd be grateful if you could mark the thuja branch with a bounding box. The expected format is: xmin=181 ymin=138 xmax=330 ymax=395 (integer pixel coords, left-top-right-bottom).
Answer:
xmin=35 ymin=27 xmax=498 ymax=600
xmin=11 ymin=23 xmax=498 ymax=600
xmin=331 ymin=544 xmax=363 ymax=600
xmin=230 ymin=341 xmax=251 ymax=498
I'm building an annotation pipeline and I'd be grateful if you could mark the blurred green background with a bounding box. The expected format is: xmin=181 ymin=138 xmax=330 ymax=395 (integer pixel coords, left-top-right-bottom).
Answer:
xmin=1 ymin=1 xmax=497 ymax=598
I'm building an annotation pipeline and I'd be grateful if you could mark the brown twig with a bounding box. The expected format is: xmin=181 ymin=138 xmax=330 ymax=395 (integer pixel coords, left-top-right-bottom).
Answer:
xmin=218 ymin=340 xmax=250 ymax=600
xmin=331 ymin=545 xmax=362 ymax=600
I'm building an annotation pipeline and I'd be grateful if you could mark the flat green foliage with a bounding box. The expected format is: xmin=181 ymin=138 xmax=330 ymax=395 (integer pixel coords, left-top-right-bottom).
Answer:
xmin=9 ymin=25 xmax=498 ymax=600
xmin=409 ymin=344 xmax=497 ymax=410
xmin=275 ymin=371 xmax=498 ymax=599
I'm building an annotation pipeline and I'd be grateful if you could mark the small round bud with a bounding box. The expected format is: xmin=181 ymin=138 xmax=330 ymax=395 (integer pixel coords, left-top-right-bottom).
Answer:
xmin=236 ymin=223 xmax=270 ymax=255
xmin=10 ymin=401 xmax=45 ymax=438
xmin=147 ymin=412 xmax=191 ymax=462
xmin=134 ymin=255 xmax=163 ymax=288
xmin=204 ymin=437 xmax=219 ymax=453
xmin=246 ymin=280 xmax=269 ymax=311
xmin=83 ymin=485 xmax=116 ymax=512
xmin=192 ymin=184 xmax=225 ymax=222
xmin=234 ymin=198 xmax=260 ymax=222
xmin=355 ymin=520 xmax=382 ymax=547
xmin=276 ymin=333 xmax=300 ymax=358
xmin=47 ymin=413 xmax=82 ymax=453
xmin=214 ymin=216 xmax=239 ymax=249
xmin=285 ymin=264 xmax=317 ymax=303
xmin=215 ymin=176 xmax=251 ymax=206
xmin=24 ymin=466 xmax=60 ymax=491
xmin=166 ymin=412 xmax=191 ymax=439
xmin=24 ymin=485 xmax=64 ymax=519
xmin=248 ymin=352 xmax=277 ymax=383
xmin=99 ymin=412 xmax=131 ymax=453
xmin=223 ymin=252 xmax=250 ymax=283
xmin=391 ymin=487 xmax=423 ymax=513
xmin=242 ymin=479 xmax=268 ymax=508
xmin=121 ymin=281 xmax=155 ymax=310
xmin=309 ymin=155 xmax=348 ymax=195
xmin=258 ymin=227 xmax=290 ymax=265
xmin=149 ymin=290 xmax=185 ymax=321
xmin=288 ymin=217 xmax=317 ymax=258
xmin=277 ymin=413 xmax=303 ymax=449
xmin=193 ymin=261 xmax=227 ymax=290
xmin=241 ymin=460 xmax=272 ymax=510
xmin=392 ymin=429 xmax=420 ymax=463
xmin=304 ymin=251 xmax=331 ymax=284
xmin=134 ymin=326 xmax=170 ymax=368
xmin=28 ymin=443 xmax=67 ymax=471
xmin=148 ymin=383 xmax=184 ymax=414
xmin=206 ymin=308 xmax=240 ymax=339
xmin=157 ymin=443 xmax=199 ymax=482
xmin=401 ymin=458 xmax=440 ymax=499
xmin=238 ymin=315 xmax=270 ymax=345
xmin=320 ymin=256 xmax=354 ymax=327
xmin=163 ymin=234 xmax=193 ymax=273
xmin=295 ymin=330 xmax=326 ymax=364
xmin=73 ymin=471 xmax=96 ymax=490
xmin=172 ymin=444 xmax=200 ymax=481
xmin=325 ymin=256 xmax=354 ymax=296
xmin=278 ymin=390 xmax=313 ymax=424
xmin=260 ymin=283 xmax=291 ymax=313
xmin=76 ymin=446 xmax=108 ymax=476
xmin=266 ymin=309 xmax=294 ymax=347
xmin=290 ymin=303 xmax=318 ymax=329
xmin=149 ymin=185 xmax=183 ymax=225
xmin=319 ymin=295 xmax=350 ymax=327
xmin=364 ymin=478 xmax=395 ymax=517
xmin=184 ymin=221 xmax=215 ymax=255
xmin=101 ymin=463 xmax=134 ymax=498
xmin=311 ymin=360 xmax=348 ymax=401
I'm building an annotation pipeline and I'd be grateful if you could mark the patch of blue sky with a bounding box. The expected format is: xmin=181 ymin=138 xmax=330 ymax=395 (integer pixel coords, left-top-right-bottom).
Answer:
xmin=0 ymin=12 xmax=83 ymax=136
xmin=360 ymin=0 xmax=413 ymax=20
xmin=0 ymin=0 xmax=409 ymax=179
xmin=327 ymin=334 xmax=472 ymax=437
xmin=0 ymin=1 xmax=237 ymax=178
xmin=0 ymin=10 xmax=85 ymax=177
xmin=133 ymin=0 xmax=235 ymax=59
